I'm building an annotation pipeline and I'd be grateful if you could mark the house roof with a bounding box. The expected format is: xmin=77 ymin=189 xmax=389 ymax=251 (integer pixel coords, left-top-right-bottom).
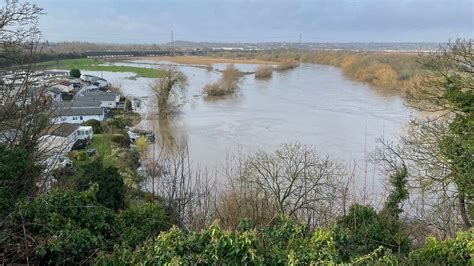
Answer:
xmin=47 ymin=123 xmax=80 ymax=137
xmin=55 ymin=101 xmax=101 ymax=108
xmin=58 ymin=80 xmax=72 ymax=86
xmin=44 ymin=70 xmax=69 ymax=76
xmin=74 ymin=91 xmax=117 ymax=102
xmin=55 ymin=106 xmax=104 ymax=116
xmin=48 ymin=87 xmax=62 ymax=94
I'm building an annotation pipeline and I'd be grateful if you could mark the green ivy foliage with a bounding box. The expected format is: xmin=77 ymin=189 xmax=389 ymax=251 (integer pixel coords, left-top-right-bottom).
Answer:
xmin=333 ymin=204 xmax=411 ymax=262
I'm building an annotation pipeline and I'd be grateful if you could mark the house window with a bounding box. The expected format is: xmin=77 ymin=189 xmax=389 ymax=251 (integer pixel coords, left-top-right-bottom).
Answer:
xmin=72 ymin=116 xmax=77 ymax=120
xmin=80 ymin=116 xmax=83 ymax=120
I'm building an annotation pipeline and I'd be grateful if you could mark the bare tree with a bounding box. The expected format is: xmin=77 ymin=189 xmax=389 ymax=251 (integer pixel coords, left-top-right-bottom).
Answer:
xmin=222 ymin=143 xmax=347 ymax=228
xmin=139 ymin=138 xmax=216 ymax=230
xmin=0 ymin=0 xmax=43 ymax=65
xmin=0 ymin=0 xmax=60 ymax=194
xmin=152 ymin=66 xmax=187 ymax=118
xmin=214 ymin=149 xmax=278 ymax=229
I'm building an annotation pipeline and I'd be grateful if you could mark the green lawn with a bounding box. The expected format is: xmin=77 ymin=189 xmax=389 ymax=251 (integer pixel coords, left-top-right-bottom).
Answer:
xmin=91 ymin=134 xmax=114 ymax=166
xmin=39 ymin=58 xmax=166 ymax=78
xmin=69 ymin=134 xmax=113 ymax=167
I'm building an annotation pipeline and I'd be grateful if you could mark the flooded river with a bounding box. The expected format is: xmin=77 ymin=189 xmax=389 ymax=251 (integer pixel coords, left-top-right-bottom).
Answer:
xmin=84 ymin=60 xmax=413 ymax=195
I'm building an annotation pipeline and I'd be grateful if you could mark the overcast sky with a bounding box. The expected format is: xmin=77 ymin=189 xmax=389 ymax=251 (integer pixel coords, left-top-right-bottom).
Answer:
xmin=30 ymin=0 xmax=473 ymax=43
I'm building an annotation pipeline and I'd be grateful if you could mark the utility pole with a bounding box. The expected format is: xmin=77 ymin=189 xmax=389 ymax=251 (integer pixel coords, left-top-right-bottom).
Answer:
xmin=299 ymin=33 xmax=302 ymax=44
xmin=171 ymin=30 xmax=174 ymax=43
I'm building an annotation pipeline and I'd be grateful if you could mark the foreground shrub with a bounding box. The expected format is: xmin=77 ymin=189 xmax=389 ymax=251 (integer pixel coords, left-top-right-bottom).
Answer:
xmin=117 ymin=203 xmax=173 ymax=247
xmin=0 ymin=145 xmax=39 ymax=215
xmin=334 ymin=204 xmax=411 ymax=261
xmin=254 ymin=65 xmax=273 ymax=79
xmin=98 ymin=223 xmax=263 ymax=264
xmin=258 ymin=216 xmax=339 ymax=264
xmin=12 ymin=187 xmax=118 ymax=264
xmin=97 ymin=216 xmax=340 ymax=264
xmin=408 ymin=229 xmax=473 ymax=265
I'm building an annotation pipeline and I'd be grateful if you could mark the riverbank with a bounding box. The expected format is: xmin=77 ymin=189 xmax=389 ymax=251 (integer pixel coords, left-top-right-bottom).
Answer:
xmin=206 ymin=51 xmax=425 ymax=95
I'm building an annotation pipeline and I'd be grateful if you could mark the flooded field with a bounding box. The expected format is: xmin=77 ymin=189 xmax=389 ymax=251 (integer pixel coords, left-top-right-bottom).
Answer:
xmin=83 ymin=60 xmax=413 ymax=193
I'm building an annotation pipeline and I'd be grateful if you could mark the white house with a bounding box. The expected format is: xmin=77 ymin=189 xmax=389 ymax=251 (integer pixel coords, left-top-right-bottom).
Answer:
xmin=54 ymin=104 xmax=105 ymax=124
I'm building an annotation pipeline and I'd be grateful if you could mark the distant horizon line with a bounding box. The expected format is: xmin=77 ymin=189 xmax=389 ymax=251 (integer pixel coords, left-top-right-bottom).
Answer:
xmin=43 ymin=40 xmax=450 ymax=44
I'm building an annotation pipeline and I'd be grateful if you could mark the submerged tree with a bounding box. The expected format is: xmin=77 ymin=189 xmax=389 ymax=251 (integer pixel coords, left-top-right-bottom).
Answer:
xmin=152 ymin=66 xmax=187 ymax=118
xmin=203 ymin=64 xmax=241 ymax=96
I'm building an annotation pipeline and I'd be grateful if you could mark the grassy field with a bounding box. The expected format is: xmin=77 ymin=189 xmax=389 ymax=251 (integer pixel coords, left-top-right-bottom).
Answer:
xmin=39 ymin=58 xmax=166 ymax=78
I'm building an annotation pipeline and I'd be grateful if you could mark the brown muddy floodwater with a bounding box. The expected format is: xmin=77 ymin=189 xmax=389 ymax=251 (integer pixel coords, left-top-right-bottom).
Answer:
xmin=83 ymin=60 xmax=413 ymax=196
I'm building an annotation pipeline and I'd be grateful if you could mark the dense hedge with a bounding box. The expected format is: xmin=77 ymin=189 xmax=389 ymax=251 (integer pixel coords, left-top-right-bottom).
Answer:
xmin=96 ymin=217 xmax=473 ymax=265
xmin=2 ymin=187 xmax=171 ymax=264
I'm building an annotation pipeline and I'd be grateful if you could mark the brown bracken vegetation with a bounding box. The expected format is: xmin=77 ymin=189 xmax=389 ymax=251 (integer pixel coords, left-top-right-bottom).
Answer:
xmin=203 ymin=64 xmax=241 ymax=96
xmin=275 ymin=58 xmax=300 ymax=71
xmin=254 ymin=65 xmax=273 ymax=79
xmin=208 ymin=50 xmax=425 ymax=95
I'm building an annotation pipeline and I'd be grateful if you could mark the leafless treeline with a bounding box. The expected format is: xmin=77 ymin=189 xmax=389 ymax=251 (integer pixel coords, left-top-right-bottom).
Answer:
xmin=139 ymin=141 xmax=363 ymax=231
